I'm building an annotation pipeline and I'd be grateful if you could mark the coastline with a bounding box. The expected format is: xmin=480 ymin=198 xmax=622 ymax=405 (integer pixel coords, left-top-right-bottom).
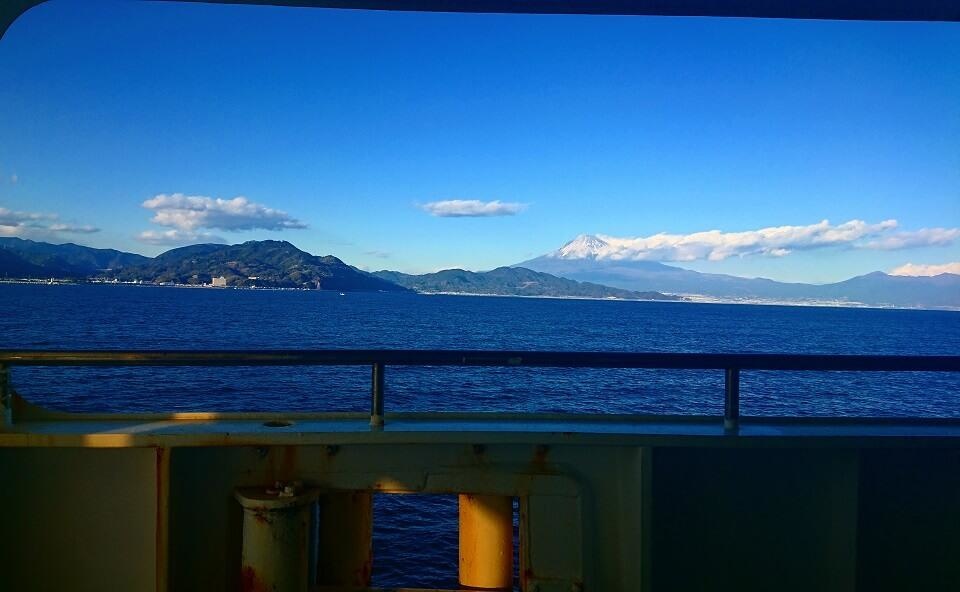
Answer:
xmin=412 ymin=289 xmax=959 ymax=311
xmin=1 ymin=278 xmax=957 ymax=312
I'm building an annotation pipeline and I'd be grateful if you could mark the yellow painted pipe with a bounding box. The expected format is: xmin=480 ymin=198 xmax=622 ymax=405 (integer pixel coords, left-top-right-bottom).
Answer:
xmin=316 ymin=491 xmax=373 ymax=587
xmin=459 ymin=493 xmax=513 ymax=590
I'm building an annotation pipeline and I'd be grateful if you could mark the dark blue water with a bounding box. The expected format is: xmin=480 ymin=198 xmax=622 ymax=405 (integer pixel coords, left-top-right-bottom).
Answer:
xmin=3 ymin=284 xmax=959 ymax=587
xmin=4 ymin=284 xmax=959 ymax=417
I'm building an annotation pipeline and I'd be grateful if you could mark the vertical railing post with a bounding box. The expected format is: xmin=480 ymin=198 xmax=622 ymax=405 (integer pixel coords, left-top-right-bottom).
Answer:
xmin=0 ymin=364 xmax=11 ymax=428
xmin=370 ymin=362 xmax=385 ymax=428
xmin=724 ymin=367 xmax=740 ymax=431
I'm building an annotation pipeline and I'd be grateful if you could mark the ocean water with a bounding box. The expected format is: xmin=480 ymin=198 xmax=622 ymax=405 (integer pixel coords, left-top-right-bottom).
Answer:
xmin=3 ymin=284 xmax=960 ymax=587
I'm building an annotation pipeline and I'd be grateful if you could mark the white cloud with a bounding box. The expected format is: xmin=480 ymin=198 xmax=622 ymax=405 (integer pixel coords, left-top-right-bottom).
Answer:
xmin=890 ymin=262 xmax=960 ymax=277
xmin=141 ymin=193 xmax=306 ymax=232
xmin=48 ymin=223 xmax=99 ymax=234
xmin=363 ymin=250 xmax=390 ymax=259
xmin=555 ymin=219 xmax=958 ymax=262
xmin=0 ymin=207 xmax=49 ymax=227
xmin=136 ymin=229 xmax=225 ymax=246
xmin=10 ymin=174 xmax=17 ymax=184
xmin=0 ymin=206 xmax=100 ymax=238
xmin=862 ymin=228 xmax=960 ymax=250
xmin=420 ymin=199 xmax=526 ymax=217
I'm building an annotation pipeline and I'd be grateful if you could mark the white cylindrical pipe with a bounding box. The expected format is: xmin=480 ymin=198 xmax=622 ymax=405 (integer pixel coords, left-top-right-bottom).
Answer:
xmin=236 ymin=484 xmax=319 ymax=592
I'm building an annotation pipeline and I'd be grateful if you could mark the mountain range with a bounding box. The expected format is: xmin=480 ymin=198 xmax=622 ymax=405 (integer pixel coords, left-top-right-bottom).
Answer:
xmin=518 ymin=234 xmax=960 ymax=309
xmin=115 ymin=241 xmax=409 ymax=292
xmin=372 ymin=267 xmax=675 ymax=300
xmin=0 ymin=237 xmax=149 ymax=277
xmin=0 ymin=236 xmax=956 ymax=308
xmin=0 ymin=238 xmax=672 ymax=299
xmin=0 ymin=237 xmax=403 ymax=292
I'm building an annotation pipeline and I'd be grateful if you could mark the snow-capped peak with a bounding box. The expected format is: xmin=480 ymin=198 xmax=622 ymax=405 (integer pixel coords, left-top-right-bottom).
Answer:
xmin=554 ymin=234 xmax=609 ymax=259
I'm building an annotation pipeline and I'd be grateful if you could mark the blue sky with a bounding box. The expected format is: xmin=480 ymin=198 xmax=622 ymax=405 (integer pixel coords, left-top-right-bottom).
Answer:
xmin=0 ymin=1 xmax=958 ymax=282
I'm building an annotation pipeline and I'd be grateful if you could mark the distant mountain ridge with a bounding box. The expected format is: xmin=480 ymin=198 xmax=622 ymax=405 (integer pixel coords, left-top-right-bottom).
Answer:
xmin=0 ymin=238 xmax=404 ymax=292
xmin=518 ymin=234 xmax=960 ymax=309
xmin=372 ymin=267 xmax=677 ymax=300
xmin=1 ymin=236 xmax=956 ymax=309
xmin=112 ymin=240 xmax=406 ymax=292
xmin=0 ymin=237 xmax=149 ymax=277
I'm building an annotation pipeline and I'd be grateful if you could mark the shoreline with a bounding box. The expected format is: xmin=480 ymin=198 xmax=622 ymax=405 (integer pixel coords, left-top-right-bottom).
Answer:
xmin=414 ymin=290 xmax=959 ymax=311
xmin=1 ymin=278 xmax=957 ymax=312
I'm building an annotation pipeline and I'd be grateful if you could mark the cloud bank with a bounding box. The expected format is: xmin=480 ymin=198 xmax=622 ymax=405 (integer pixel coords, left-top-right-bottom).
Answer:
xmin=421 ymin=199 xmax=526 ymax=217
xmin=0 ymin=206 xmax=100 ymax=239
xmin=863 ymin=228 xmax=960 ymax=250
xmin=890 ymin=262 xmax=960 ymax=277
xmin=556 ymin=219 xmax=958 ymax=262
xmin=142 ymin=194 xmax=306 ymax=231
xmin=136 ymin=229 xmax=226 ymax=246
xmin=137 ymin=193 xmax=305 ymax=245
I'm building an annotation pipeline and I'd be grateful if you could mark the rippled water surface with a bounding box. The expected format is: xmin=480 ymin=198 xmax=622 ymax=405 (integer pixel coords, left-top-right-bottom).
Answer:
xmin=3 ymin=284 xmax=959 ymax=587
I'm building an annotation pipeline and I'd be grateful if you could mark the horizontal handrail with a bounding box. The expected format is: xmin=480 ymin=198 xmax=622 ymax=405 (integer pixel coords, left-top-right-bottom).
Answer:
xmin=0 ymin=350 xmax=958 ymax=371
xmin=1 ymin=350 xmax=958 ymax=430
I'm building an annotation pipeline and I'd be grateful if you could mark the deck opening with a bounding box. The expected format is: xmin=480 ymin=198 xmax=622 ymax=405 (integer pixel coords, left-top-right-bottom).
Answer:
xmin=371 ymin=493 xmax=521 ymax=590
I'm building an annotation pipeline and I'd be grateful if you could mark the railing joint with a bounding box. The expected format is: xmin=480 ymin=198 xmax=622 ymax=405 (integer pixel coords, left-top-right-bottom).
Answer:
xmin=370 ymin=362 xmax=385 ymax=429
xmin=724 ymin=367 xmax=740 ymax=432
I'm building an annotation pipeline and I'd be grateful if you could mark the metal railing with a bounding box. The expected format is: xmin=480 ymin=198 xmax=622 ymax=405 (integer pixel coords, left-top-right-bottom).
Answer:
xmin=1 ymin=350 xmax=959 ymax=429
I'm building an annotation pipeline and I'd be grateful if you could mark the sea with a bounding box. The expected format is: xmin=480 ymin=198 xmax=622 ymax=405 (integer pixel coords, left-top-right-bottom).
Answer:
xmin=3 ymin=283 xmax=959 ymax=588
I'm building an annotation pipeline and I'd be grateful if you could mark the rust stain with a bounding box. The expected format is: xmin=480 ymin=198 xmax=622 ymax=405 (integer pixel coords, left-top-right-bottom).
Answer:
xmin=252 ymin=509 xmax=272 ymax=526
xmin=352 ymin=555 xmax=372 ymax=587
xmin=240 ymin=566 xmax=269 ymax=592
xmin=522 ymin=567 xmax=536 ymax=591
xmin=262 ymin=445 xmax=298 ymax=482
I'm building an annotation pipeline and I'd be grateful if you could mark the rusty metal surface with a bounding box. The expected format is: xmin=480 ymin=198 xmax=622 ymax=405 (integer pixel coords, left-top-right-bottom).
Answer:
xmin=236 ymin=484 xmax=320 ymax=592
xmin=316 ymin=492 xmax=373 ymax=587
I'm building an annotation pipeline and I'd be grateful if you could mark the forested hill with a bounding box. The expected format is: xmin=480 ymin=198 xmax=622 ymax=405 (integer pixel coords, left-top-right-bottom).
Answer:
xmin=0 ymin=237 xmax=148 ymax=277
xmin=373 ymin=266 xmax=678 ymax=300
xmin=111 ymin=240 xmax=408 ymax=291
